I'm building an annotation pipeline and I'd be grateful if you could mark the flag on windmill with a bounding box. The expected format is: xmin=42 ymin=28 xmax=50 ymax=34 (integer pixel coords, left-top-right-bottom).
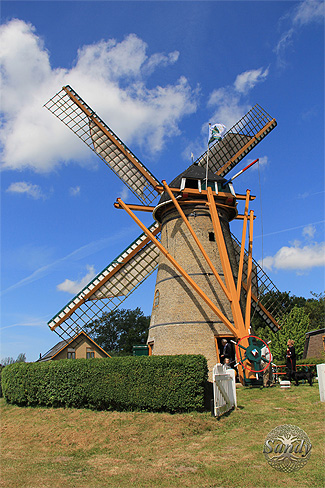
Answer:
xmin=208 ymin=123 xmax=226 ymax=145
xmin=205 ymin=123 xmax=226 ymax=186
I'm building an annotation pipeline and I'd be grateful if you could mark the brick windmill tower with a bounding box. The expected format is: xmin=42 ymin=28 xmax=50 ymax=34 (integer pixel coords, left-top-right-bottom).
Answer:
xmin=44 ymin=86 xmax=285 ymax=383
xmin=148 ymin=164 xmax=242 ymax=374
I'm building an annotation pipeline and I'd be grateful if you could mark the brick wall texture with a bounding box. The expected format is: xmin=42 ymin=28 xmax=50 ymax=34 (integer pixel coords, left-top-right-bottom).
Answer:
xmin=148 ymin=201 xmax=240 ymax=377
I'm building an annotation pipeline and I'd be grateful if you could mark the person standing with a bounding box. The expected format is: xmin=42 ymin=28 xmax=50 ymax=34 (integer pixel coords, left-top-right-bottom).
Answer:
xmin=224 ymin=358 xmax=232 ymax=370
xmin=260 ymin=343 xmax=273 ymax=387
xmin=286 ymin=339 xmax=296 ymax=381
xmin=220 ymin=339 xmax=234 ymax=364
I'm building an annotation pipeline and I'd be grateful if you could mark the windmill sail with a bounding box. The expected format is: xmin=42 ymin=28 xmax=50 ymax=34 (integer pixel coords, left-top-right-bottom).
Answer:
xmin=196 ymin=104 xmax=276 ymax=177
xmin=89 ymin=120 xmax=154 ymax=203
xmin=231 ymin=234 xmax=290 ymax=333
xmin=44 ymin=86 xmax=161 ymax=205
xmin=48 ymin=223 xmax=161 ymax=340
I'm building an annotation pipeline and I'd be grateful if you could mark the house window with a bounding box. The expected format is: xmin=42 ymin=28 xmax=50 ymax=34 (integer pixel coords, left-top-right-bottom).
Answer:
xmin=154 ymin=289 xmax=160 ymax=308
xmin=67 ymin=351 xmax=75 ymax=359
xmin=209 ymin=232 xmax=215 ymax=242
xmin=86 ymin=351 xmax=95 ymax=359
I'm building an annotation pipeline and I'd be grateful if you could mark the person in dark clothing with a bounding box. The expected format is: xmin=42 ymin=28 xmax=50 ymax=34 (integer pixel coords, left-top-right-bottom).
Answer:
xmin=221 ymin=339 xmax=234 ymax=364
xmin=286 ymin=339 xmax=296 ymax=381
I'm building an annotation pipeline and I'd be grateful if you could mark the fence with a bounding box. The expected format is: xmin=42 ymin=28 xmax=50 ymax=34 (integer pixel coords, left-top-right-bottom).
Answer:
xmin=212 ymin=364 xmax=237 ymax=417
xmin=273 ymin=364 xmax=317 ymax=383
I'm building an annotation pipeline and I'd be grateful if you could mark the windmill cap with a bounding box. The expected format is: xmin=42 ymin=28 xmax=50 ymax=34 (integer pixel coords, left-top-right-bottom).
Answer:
xmin=153 ymin=163 xmax=228 ymax=222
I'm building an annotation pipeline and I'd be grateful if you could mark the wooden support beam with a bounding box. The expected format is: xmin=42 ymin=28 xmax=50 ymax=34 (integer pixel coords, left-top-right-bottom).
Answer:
xmin=214 ymin=336 xmax=221 ymax=363
xmin=235 ymin=194 xmax=256 ymax=201
xmin=117 ymin=198 xmax=239 ymax=336
xmin=162 ymin=180 xmax=231 ymax=301
xmin=155 ymin=185 xmax=256 ymax=201
xmin=216 ymin=118 xmax=277 ymax=176
xmin=63 ymin=86 xmax=161 ymax=193
xmin=49 ymin=225 xmax=161 ymax=331
xmin=237 ymin=190 xmax=250 ymax=299
xmin=206 ymin=187 xmax=247 ymax=338
xmin=235 ymin=214 xmax=256 ymax=220
xmin=114 ymin=202 xmax=155 ymax=212
xmin=245 ymin=211 xmax=254 ymax=331
xmin=242 ymin=282 xmax=281 ymax=330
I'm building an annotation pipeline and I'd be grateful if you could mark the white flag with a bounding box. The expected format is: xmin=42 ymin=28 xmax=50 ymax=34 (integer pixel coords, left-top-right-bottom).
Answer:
xmin=208 ymin=123 xmax=226 ymax=145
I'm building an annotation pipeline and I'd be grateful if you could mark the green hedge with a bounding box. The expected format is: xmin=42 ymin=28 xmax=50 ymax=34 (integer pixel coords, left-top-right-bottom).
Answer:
xmin=1 ymin=355 xmax=208 ymax=413
xmin=275 ymin=356 xmax=325 ymax=366
xmin=0 ymin=365 xmax=3 ymax=398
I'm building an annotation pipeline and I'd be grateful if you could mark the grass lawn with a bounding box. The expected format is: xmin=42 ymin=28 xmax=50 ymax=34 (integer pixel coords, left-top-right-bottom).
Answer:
xmin=1 ymin=383 xmax=324 ymax=488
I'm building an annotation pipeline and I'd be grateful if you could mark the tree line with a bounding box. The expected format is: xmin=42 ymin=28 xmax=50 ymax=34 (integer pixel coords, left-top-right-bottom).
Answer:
xmin=85 ymin=307 xmax=150 ymax=357
xmin=253 ymin=291 xmax=324 ymax=362
xmin=2 ymin=292 xmax=323 ymax=364
xmin=84 ymin=291 xmax=324 ymax=362
xmin=1 ymin=353 xmax=26 ymax=367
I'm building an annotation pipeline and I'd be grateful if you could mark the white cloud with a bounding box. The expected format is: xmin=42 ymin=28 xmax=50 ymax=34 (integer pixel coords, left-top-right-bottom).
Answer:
xmin=234 ymin=67 xmax=269 ymax=94
xmin=57 ymin=265 xmax=96 ymax=294
xmin=6 ymin=181 xmax=45 ymax=199
xmin=182 ymin=66 xmax=270 ymax=162
xmin=119 ymin=186 xmax=129 ymax=201
xmin=274 ymin=28 xmax=295 ymax=61
xmin=302 ymin=224 xmax=316 ymax=239
xmin=262 ymin=242 xmax=325 ymax=271
xmin=207 ymin=67 xmax=269 ymax=131
xmin=144 ymin=51 xmax=179 ymax=75
xmin=69 ymin=186 xmax=80 ymax=197
xmin=257 ymin=156 xmax=268 ymax=169
xmin=292 ymin=0 xmax=324 ymax=26
xmin=0 ymin=20 xmax=198 ymax=173
xmin=275 ymin=0 xmax=324 ymax=64
xmin=248 ymin=155 xmax=268 ymax=171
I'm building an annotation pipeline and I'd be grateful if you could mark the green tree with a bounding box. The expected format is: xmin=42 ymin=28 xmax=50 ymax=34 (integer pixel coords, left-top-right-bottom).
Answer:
xmin=252 ymin=290 xmax=325 ymax=341
xmin=1 ymin=357 xmax=15 ymax=366
xmin=1 ymin=353 xmax=26 ymax=366
xmin=304 ymin=292 xmax=325 ymax=331
xmin=16 ymin=353 xmax=26 ymax=363
xmin=251 ymin=290 xmax=307 ymax=334
xmin=269 ymin=306 xmax=310 ymax=363
xmin=86 ymin=307 xmax=150 ymax=356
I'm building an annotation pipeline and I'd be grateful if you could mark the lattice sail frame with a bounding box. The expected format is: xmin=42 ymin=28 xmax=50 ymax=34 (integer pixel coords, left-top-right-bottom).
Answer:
xmin=44 ymin=86 xmax=161 ymax=205
xmin=48 ymin=223 xmax=161 ymax=341
xmin=231 ymin=234 xmax=290 ymax=333
xmin=196 ymin=104 xmax=277 ymax=177
xmin=44 ymin=85 xmax=283 ymax=340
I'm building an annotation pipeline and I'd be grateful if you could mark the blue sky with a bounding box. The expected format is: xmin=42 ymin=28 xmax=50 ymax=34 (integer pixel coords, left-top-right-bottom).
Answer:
xmin=1 ymin=0 xmax=324 ymax=362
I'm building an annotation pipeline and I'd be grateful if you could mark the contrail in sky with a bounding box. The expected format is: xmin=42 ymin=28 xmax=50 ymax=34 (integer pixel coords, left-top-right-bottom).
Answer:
xmin=255 ymin=220 xmax=324 ymax=239
xmin=1 ymin=225 xmax=137 ymax=295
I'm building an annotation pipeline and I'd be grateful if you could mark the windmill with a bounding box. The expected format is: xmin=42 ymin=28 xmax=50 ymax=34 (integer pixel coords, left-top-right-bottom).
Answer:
xmin=44 ymin=85 xmax=288 ymax=384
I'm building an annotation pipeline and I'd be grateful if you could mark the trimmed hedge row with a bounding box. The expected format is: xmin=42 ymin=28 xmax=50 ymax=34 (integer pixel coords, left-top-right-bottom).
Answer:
xmin=0 ymin=365 xmax=3 ymax=398
xmin=275 ymin=357 xmax=325 ymax=367
xmin=1 ymin=355 xmax=208 ymax=413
